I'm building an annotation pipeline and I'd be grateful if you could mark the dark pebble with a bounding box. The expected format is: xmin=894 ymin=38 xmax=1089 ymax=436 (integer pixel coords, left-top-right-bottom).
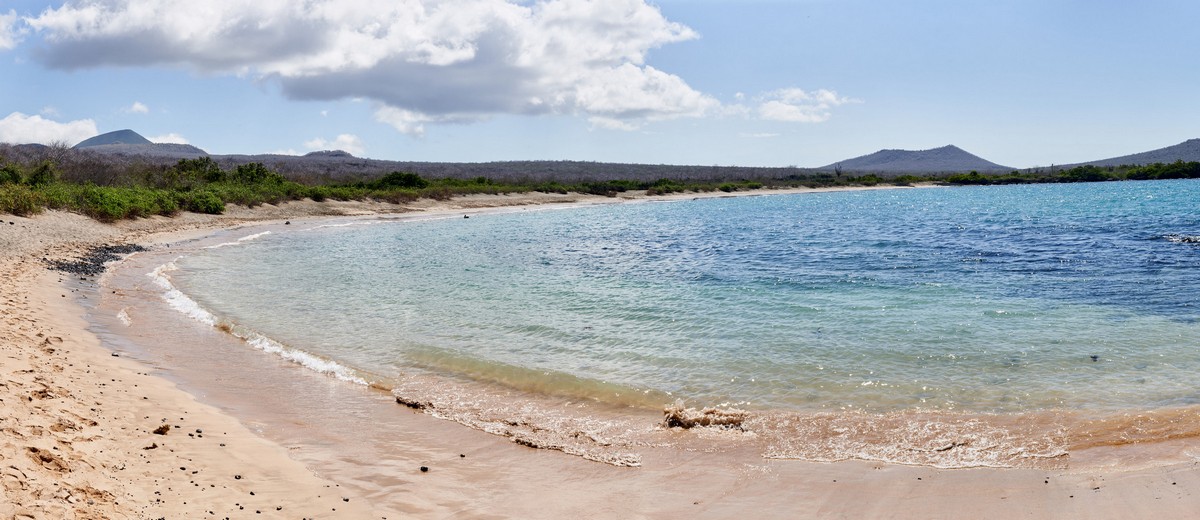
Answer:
xmin=420 ymin=466 xmax=429 ymax=473
xmin=1090 ymin=355 xmax=1099 ymax=362
xmin=234 ymin=475 xmax=242 ymax=480
xmin=44 ymin=243 xmax=148 ymax=277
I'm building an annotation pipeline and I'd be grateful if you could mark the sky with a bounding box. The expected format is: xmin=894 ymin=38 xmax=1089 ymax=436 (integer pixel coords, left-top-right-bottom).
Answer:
xmin=1 ymin=0 xmax=1198 ymax=169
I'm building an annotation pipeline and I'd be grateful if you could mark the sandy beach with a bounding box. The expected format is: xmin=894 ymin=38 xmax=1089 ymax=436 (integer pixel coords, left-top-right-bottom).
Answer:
xmin=4 ymin=187 xmax=1200 ymax=519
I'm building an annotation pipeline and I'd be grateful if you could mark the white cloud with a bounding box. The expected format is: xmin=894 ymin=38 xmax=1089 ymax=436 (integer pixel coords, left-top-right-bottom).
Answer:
xmin=0 ymin=10 xmax=22 ymax=50
xmin=148 ymin=133 xmax=188 ymax=144
xmin=0 ymin=112 xmax=98 ymax=145
xmin=740 ymin=132 xmax=780 ymax=139
xmin=270 ymin=149 xmax=301 ymax=156
xmin=304 ymin=133 xmax=365 ymax=155
xmin=23 ymin=2 xmax=856 ymax=133
xmin=756 ymin=88 xmax=858 ymax=123
xmin=24 ymin=0 xmax=714 ymax=133
xmin=126 ymin=101 xmax=150 ymax=114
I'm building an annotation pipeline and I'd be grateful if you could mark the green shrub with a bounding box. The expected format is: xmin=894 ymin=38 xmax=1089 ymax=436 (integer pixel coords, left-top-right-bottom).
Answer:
xmin=179 ymin=190 xmax=225 ymax=214
xmin=230 ymin=162 xmax=283 ymax=184
xmin=370 ymin=189 xmax=419 ymax=204
xmin=945 ymin=171 xmax=990 ymax=185
xmin=372 ymin=171 xmax=429 ymax=189
xmin=0 ymin=164 xmax=21 ymax=185
xmin=175 ymin=156 xmax=225 ymax=183
xmin=0 ymin=184 xmax=44 ymax=216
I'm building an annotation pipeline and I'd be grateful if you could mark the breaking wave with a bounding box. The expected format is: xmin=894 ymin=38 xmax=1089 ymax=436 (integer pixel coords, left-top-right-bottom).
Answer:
xmin=147 ymin=259 xmax=367 ymax=386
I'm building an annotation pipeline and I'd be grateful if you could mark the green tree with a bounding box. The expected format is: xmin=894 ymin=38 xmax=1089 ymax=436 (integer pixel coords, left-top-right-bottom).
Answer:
xmin=372 ymin=171 xmax=429 ymax=189
xmin=175 ymin=156 xmax=225 ymax=183
xmin=24 ymin=161 xmax=57 ymax=187
xmin=230 ymin=162 xmax=282 ymax=184
xmin=0 ymin=164 xmax=21 ymax=184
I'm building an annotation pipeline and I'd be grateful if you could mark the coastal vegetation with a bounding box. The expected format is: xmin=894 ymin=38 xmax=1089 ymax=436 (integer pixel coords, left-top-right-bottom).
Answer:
xmin=0 ymin=145 xmax=1197 ymax=221
xmin=0 ymin=152 xmax=866 ymax=221
xmin=944 ymin=161 xmax=1200 ymax=185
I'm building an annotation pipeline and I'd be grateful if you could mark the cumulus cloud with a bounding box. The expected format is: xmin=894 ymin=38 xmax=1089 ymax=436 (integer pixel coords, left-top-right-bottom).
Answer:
xmin=22 ymin=1 xmax=852 ymax=133
xmin=755 ymin=88 xmax=858 ymax=123
xmin=148 ymin=133 xmax=188 ymax=144
xmin=0 ymin=112 xmax=98 ymax=145
xmin=0 ymin=10 xmax=22 ymax=50
xmin=24 ymin=0 xmax=718 ymax=133
xmin=126 ymin=101 xmax=150 ymax=114
xmin=304 ymin=134 xmax=365 ymax=155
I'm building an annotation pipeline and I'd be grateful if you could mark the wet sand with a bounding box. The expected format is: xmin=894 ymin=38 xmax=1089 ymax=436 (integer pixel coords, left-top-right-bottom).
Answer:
xmin=4 ymin=188 xmax=1200 ymax=518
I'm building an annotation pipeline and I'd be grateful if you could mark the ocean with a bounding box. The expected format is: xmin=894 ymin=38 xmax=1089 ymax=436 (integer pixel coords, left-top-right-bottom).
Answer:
xmin=98 ymin=181 xmax=1200 ymax=469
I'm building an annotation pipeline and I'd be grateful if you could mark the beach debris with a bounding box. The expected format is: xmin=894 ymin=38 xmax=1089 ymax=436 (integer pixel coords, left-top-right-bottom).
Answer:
xmin=419 ymin=466 xmax=429 ymax=473
xmin=933 ymin=441 xmax=968 ymax=452
xmin=662 ymin=401 xmax=748 ymax=430
xmin=395 ymin=395 xmax=432 ymax=410
xmin=153 ymin=424 xmax=171 ymax=435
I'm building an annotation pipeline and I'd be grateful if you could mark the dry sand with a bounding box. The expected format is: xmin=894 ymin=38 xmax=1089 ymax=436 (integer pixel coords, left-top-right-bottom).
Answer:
xmin=2 ymin=188 xmax=1199 ymax=519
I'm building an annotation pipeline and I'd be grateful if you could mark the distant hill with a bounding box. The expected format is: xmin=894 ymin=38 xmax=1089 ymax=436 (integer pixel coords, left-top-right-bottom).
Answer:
xmin=71 ymin=129 xmax=208 ymax=158
xmin=77 ymin=143 xmax=209 ymax=159
xmin=1062 ymin=139 xmax=1200 ymax=168
xmin=304 ymin=150 xmax=355 ymax=158
xmin=819 ymin=145 xmax=1013 ymax=175
xmin=74 ymin=129 xmax=152 ymax=148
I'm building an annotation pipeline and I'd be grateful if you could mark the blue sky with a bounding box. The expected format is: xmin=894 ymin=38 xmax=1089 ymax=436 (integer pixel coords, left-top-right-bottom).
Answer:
xmin=1 ymin=0 xmax=1197 ymax=168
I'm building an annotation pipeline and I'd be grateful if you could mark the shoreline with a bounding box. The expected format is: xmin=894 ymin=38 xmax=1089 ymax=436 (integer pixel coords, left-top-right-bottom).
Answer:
xmin=4 ymin=186 xmax=1200 ymax=518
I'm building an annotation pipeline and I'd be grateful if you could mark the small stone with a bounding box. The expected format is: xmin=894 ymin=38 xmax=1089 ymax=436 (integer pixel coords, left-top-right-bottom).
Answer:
xmin=420 ymin=466 xmax=429 ymax=473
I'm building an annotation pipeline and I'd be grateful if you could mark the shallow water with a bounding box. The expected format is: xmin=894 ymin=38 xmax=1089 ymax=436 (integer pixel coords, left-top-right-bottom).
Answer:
xmin=173 ymin=182 xmax=1199 ymax=413
xmin=98 ymin=181 xmax=1200 ymax=468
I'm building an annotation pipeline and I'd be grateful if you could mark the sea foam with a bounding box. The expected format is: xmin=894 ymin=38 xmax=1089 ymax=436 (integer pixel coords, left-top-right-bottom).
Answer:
xmin=148 ymin=259 xmax=368 ymax=386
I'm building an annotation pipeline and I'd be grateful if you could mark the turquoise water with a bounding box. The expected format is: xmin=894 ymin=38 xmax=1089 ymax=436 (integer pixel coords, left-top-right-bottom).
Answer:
xmin=169 ymin=182 xmax=1200 ymax=416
